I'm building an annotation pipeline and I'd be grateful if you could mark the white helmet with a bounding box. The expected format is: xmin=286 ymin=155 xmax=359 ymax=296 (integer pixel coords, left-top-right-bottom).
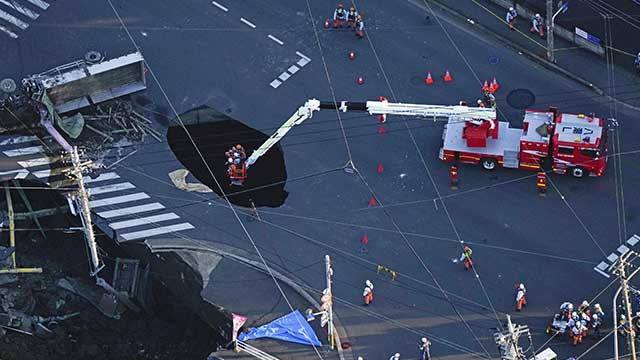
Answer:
xmin=477 ymin=99 xmax=483 ymax=104
xmin=227 ymin=157 xmax=233 ymax=163
xmin=594 ymin=303 xmax=601 ymax=310
xmin=366 ymin=280 xmax=373 ymax=287
xmin=421 ymin=337 xmax=428 ymax=343
xmin=592 ymin=314 xmax=598 ymax=320
xmin=621 ymin=314 xmax=626 ymax=320
xmin=519 ymin=283 xmax=525 ymax=290
xmin=394 ymin=354 xmax=401 ymax=360
xmin=582 ymin=300 xmax=589 ymax=306
xmin=535 ymin=13 xmax=541 ymax=18
xmin=509 ymin=7 xmax=514 ymax=11
xmin=358 ymin=357 xmax=364 ymax=360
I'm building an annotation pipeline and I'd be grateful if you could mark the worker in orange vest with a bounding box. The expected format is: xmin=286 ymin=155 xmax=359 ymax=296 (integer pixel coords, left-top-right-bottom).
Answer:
xmin=515 ymin=283 xmax=526 ymax=311
xmin=530 ymin=14 xmax=544 ymax=38
xmin=459 ymin=245 xmax=473 ymax=270
xmin=333 ymin=3 xmax=347 ymax=28
xmin=569 ymin=317 xmax=585 ymax=346
xmin=355 ymin=15 xmax=364 ymax=39
xmin=450 ymin=165 xmax=459 ymax=189
xmin=537 ymin=171 xmax=547 ymax=195
xmin=363 ymin=280 xmax=374 ymax=305
xmin=477 ymin=99 xmax=486 ymax=108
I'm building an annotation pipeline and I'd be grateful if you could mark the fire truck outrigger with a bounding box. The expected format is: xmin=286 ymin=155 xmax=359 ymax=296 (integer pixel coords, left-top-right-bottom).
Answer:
xmin=227 ymin=98 xmax=608 ymax=185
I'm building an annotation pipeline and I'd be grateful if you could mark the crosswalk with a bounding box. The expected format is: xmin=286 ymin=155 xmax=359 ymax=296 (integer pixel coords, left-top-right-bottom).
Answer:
xmin=0 ymin=134 xmax=196 ymax=242
xmin=0 ymin=0 xmax=51 ymax=39
xmin=594 ymin=234 xmax=640 ymax=278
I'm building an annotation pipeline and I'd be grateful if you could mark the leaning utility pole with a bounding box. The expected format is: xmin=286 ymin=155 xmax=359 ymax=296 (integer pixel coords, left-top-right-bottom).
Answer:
xmin=493 ymin=315 xmax=530 ymax=360
xmin=67 ymin=146 xmax=103 ymax=276
xmin=325 ymin=255 xmax=335 ymax=350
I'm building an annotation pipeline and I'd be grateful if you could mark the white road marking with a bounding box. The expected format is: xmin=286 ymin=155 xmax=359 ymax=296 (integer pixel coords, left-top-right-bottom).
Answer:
xmin=269 ymin=79 xmax=282 ymax=89
xmin=3 ymin=145 xmax=44 ymax=157
xmin=17 ymin=157 xmax=54 ymax=168
xmin=89 ymin=192 xmax=150 ymax=208
xmin=296 ymin=51 xmax=310 ymax=61
xmin=89 ymin=182 xmax=136 ymax=195
xmin=109 ymin=213 xmax=180 ymax=230
xmin=268 ymin=34 xmax=284 ymax=45
xmin=0 ymin=136 xmax=38 ymax=146
xmin=0 ymin=23 xmax=17 ymax=38
xmin=96 ymin=202 xmax=165 ymax=219
xmin=120 ymin=222 xmax=195 ymax=241
xmin=278 ymin=72 xmax=291 ymax=81
xmin=25 ymin=0 xmax=48 ymax=10
xmin=297 ymin=58 xmax=310 ymax=67
xmin=287 ymin=65 xmax=299 ymax=74
xmin=83 ymin=172 xmax=120 ymax=184
xmin=211 ymin=1 xmax=228 ymax=12
xmin=0 ymin=169 xmax=29 ymax=178
xmin=240 ymin=17 xmax=256 ymax=28
xmin=0 ymin=0 xmax=39 ymax=19
xmin=0 ymin=8 xmax=28 ymax=29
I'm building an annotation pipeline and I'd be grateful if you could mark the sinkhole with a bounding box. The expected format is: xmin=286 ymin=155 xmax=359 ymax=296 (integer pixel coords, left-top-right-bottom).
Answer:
xmin=167 ymin=106 xmax=288 ymax=208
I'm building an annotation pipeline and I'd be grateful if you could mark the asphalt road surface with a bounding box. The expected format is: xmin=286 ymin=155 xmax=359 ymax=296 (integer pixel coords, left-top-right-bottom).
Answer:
xmin=2 ymin=0 xmax=640 ymax=359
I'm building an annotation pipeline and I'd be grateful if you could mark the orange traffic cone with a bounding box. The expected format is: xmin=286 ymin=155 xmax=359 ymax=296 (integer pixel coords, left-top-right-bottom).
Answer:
xmin=443 ymin=69 xmax=452 ymax=82
xmin=377 ymin=164 xmax=384 ymax=173
xmin=369 ymin=197 xmax=377 ymax=206
xmin=357 ymin=76 xmax=364 ymax=85
xmin=425 ymin=72 xmax=434 ymax=85
xmin=491 ymin=76 xmax=499 ymax=92
xmin=324 ymin=19 xmax=330 ymax=28
xmin=378 ymin=125 xmax=385 ymax=134
xmin=349 ymin=51 xmax=356 ymax=60
xmin=361 ymin=234 xmax=369 ymax=245
xmin=482 ymin=80 xmax=489 ymax=90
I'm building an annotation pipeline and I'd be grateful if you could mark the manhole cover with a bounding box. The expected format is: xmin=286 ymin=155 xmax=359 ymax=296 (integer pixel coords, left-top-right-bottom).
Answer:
xmin=506 ymin=88 xmax=536 ymax=109
xmin=0 ymin=78 xmax=16 ymax=93
xmin=488 ymin=55 xmax=500 ymax=65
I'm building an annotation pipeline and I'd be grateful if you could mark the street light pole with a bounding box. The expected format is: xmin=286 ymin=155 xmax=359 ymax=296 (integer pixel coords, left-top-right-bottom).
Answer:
xmin=613 ymin=251 xmax=640 ymax=360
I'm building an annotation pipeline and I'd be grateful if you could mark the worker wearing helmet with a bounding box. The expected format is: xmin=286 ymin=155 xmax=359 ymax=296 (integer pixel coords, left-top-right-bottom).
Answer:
xmin=418 ymin=337 xmax=431 ymax=360
xmin=560 ymin=302 xmax=574 ymax=320
xmin=571 ymin=320 xmax=584 ymax=346
xmin=635 ymin=52 xmax=640 ymax=72
xmin=362 ymin=279 xmax=374 ymax=305
xmin=505 ymin=7 xmax=517 ymax=30
xmin=389 ymin=353 xmax=400 ymax=360
xmin=530 ymin=13 xmax=544 ymax=37
xmin=333 ymin=3 xmax=347 ymax=28
xmin=477 ymin=99 xmax=486 ymax=108
xmin=578 ymin=300 xmax=591 ymax=317
xmin=347 ymin=7 xmax=358 ymax=28
xmin=515 ymin=283 xmax=526 ymax=311
xmin=459 ymin=245 xmax=473 ymax=270
xmin=355 ymin=14 xmax=364 ymax=39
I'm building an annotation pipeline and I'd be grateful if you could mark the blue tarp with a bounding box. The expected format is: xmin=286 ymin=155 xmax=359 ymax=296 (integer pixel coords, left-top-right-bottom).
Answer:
xmin=237 ymin=310 xmax=321 ymax=346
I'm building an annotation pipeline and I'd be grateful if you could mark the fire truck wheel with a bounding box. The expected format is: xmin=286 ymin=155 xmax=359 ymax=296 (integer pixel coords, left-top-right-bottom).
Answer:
xmin=480 ymin=158 xmax=497 ymax=171
xmin=570 ymin=167 xmax=585 ymax=178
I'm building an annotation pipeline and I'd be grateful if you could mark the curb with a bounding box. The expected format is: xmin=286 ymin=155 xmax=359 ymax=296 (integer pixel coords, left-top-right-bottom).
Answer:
xmin=409 ymin=0 xmax=640 ymax=112
xmin=150 ymin=244 xmax=352 ymax=360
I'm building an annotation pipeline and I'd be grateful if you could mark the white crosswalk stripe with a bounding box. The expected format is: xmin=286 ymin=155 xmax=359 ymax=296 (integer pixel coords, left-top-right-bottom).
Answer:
xmin=3 ymin=145 xmax=44 ymax=157
xmin=88 ymin=182 xmax=136 ymax=195
xmin=89 ymin=193 xmax=150 ymax=208
xmin=120 ymin=223 xmax=195 ymax=241
xmin=0 ymin=0 xmax=53 ymax=38
xmin=97 ymin=203 xmax=165 ymax=219
xmin=109 ymin=213 xmax=180 ymax=230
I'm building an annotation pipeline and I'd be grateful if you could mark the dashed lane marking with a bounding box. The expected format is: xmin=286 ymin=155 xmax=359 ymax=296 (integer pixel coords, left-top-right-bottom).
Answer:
xmin=287 ymin=65 xmax=299 ymax=74
xmin=297 ymin=58 xmax=310 ymax=67
xmin=109 ymin=212 xmax=180 ymax=230
xmin=120 ymin=222 xmax=195 ymax=241
xmin=269 ymin=79 xmax=282 ymax=89
xmin=0 ymin=0 xmax=39 ymax=20
xmin=25 ymin=0 xmax=48 ymax=10
xmin=89 ymin=192 xmax=150 ymax=208
xmin=240 ymin=17 xmax=256 ymax=28
xmin=0 ymin=8 xmax=29 ymax=29
xmin=211 ymin=1 xmax=228 ymax=12
xmin=268 ymin=34 xmax=284 ymax=45
xmin=96 ymin=202 xmax=166 ymax=219
xmin=296 ymin=51 xmax=310 ymax=61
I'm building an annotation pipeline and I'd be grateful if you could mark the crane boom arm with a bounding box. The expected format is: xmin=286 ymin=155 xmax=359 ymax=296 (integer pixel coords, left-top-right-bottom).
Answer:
xmin=245 ymin=98 xmax=495 ymax=168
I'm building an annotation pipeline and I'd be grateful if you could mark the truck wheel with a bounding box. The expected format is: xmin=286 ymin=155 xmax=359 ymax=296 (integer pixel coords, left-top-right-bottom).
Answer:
xmin=481 ymin=158 xmax=497 ymax=171
xmin=571 ymin=167 xmax=585 ymax=178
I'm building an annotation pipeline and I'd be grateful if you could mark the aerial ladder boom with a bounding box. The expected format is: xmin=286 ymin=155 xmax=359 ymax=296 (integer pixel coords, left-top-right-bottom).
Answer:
xmin=243 ymin=98 xmax=496 ymax=169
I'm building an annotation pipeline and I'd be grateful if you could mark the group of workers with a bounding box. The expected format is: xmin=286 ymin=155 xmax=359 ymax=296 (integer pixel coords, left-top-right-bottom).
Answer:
xmin=559 ymin=301 xmax=604 ymax=346
xmin=504 ymin=7 xmax=544 ymax=37
xmin=333 ymin=3 xmax=365 ymax=38
xmin=225 ymin=144 xmax=247 ymax=182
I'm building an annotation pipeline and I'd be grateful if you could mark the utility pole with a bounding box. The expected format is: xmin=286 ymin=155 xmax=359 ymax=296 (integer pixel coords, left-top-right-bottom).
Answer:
xmin=546 ymin=0 xmax=554 ymax=62
xmin=493 ymin=315 xmax=530 ymax=360
xmin=325 ymin=255 xmax=335 ymax=350
xmin=67 ymin=146 xmax=103 ymax=276
xmin=613 ymin=251 xmax=638 ymax=360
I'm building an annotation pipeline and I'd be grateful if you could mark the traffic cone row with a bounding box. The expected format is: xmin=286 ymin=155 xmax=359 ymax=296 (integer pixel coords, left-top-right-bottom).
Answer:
xmin=481 ymin=76 xmax=500 ymax=93
xmin=424 ymin=69 xmax=453 ymax=85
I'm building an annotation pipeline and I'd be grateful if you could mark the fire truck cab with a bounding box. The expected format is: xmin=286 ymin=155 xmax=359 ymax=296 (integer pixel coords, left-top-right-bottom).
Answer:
xmin=440 ymin=108 xmax=607 ymax=178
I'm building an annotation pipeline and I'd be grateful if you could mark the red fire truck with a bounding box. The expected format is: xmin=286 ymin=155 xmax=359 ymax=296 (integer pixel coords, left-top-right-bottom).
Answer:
xmin=439 ymin=107 xmax=608 ymax=178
